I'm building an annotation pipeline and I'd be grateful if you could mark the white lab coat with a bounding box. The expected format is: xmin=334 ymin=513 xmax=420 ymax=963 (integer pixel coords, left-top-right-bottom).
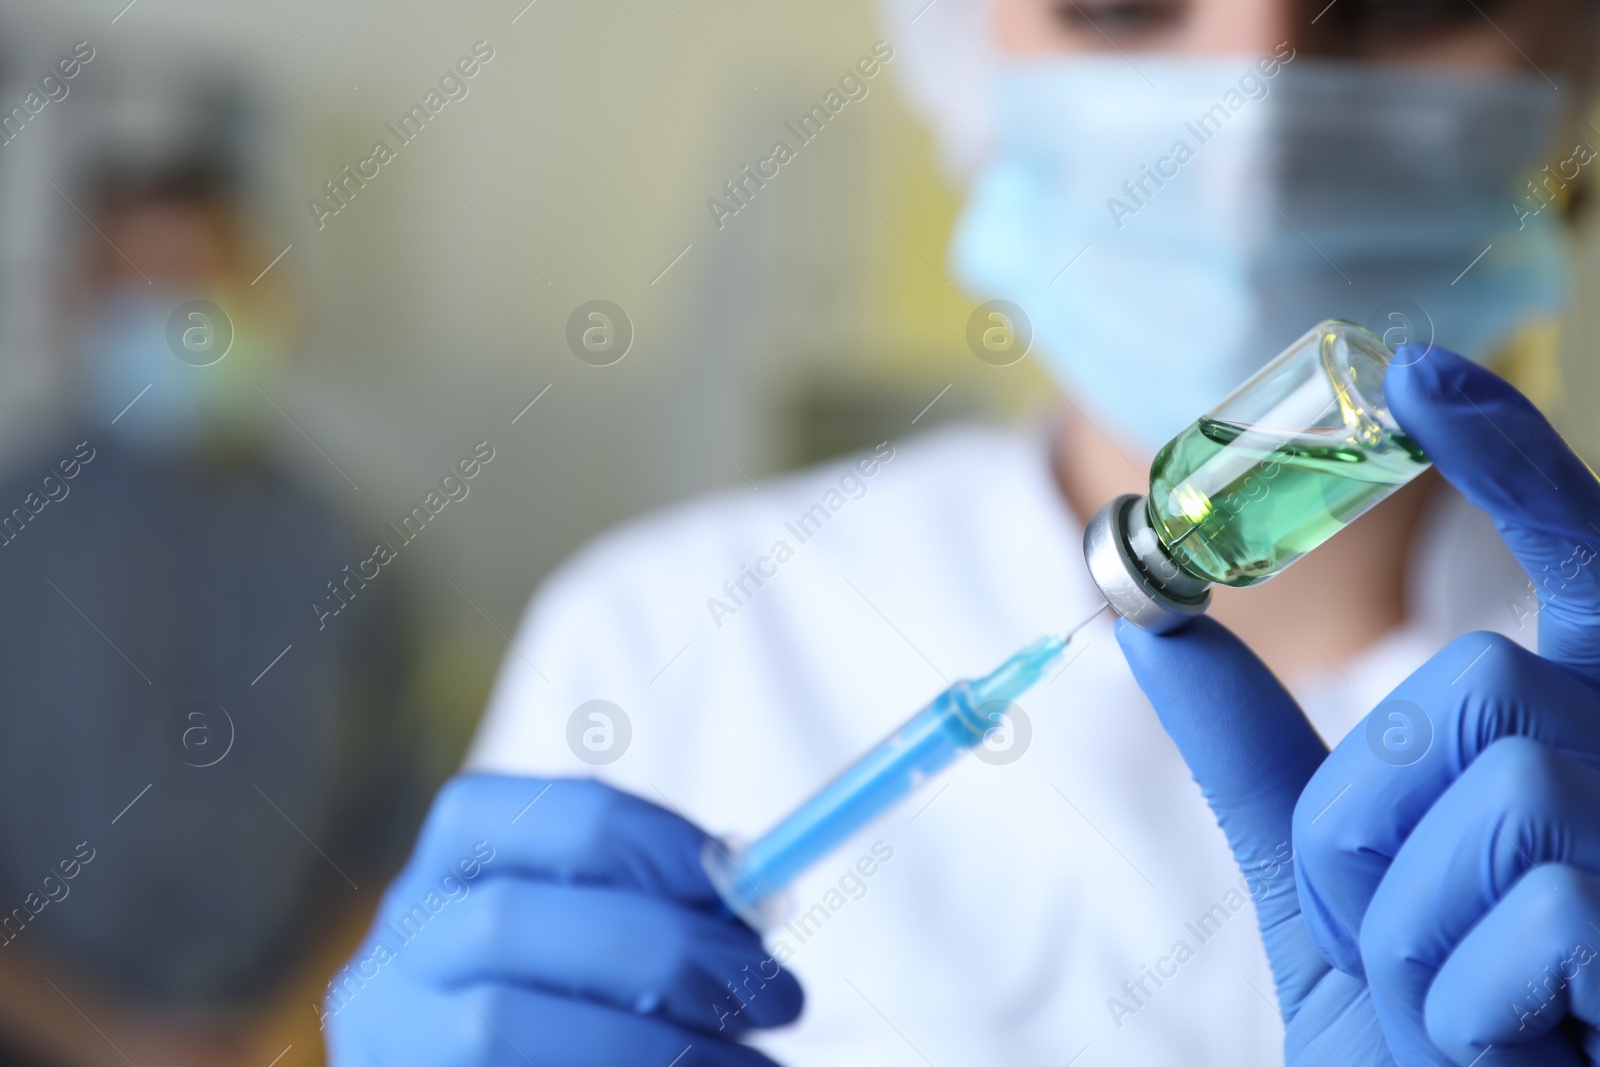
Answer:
xmin=468 ymin=421 xmax=1531 ymax=1066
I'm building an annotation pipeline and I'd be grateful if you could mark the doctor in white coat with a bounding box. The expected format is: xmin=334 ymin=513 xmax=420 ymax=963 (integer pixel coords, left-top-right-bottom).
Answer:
xmin=326 ymin=0 xmax=1600 ymax=1064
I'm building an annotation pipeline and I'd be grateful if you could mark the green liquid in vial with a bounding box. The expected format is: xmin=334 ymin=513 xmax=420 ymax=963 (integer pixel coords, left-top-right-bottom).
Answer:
xmin=1148 ymin=416 xmax=1429 ymax=587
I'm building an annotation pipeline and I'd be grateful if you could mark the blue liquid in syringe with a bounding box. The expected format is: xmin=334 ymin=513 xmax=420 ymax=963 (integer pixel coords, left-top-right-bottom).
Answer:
xmin=737 ymin=685 xmax=983 ymax=894
xmin=707 ymin=632 xmax=1073 ymax=922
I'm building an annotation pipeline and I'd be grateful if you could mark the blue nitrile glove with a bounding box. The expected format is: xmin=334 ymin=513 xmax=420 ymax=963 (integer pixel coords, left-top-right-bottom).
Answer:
xmin=1120 ymin=346 xmax=1600 ymax=1066
xmin=324 ymin=775 xmax=802 ymax=1066
xmin=1294 ymin=347 xmax=1600 ymax=1066
xmin=1119 ymin=615 xmax=1391 ymax=1065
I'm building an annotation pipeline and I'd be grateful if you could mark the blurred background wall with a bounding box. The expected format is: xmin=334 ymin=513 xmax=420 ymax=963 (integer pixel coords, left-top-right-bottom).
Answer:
xmin=0 ymin=3 xmax=1049 ymax=1062
xmin=0 ymin=0 xmax=1049 ymax=762
xmin=0 ymin=1 xmax=1596 ymax=1064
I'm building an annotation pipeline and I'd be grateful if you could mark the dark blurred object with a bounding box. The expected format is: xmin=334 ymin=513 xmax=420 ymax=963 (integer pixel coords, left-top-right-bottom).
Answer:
xmin=786 ymin=372 xmax=980 ymax=465
xmin=0 ymin=439 xmax=421 ymax=1007
xmin=0 ymin=1029 xmax=66 ymax=1067
xmin=0 ymin=66 xmax=428 ymax=1031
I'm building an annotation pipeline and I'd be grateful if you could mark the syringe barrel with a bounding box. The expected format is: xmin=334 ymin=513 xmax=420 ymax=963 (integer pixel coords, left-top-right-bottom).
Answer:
xmin=704 ymin=681 xmax=985 ymax=927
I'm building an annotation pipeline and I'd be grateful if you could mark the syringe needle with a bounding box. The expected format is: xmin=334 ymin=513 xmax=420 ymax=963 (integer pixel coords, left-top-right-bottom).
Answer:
xmin=1056 ymin=600 xmax=1111 ymax=644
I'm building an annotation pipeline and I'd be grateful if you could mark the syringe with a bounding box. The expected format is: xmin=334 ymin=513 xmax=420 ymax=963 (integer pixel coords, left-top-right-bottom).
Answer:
xmin=706 ymin=321 xmax=1436 ymax=927
xmin=703 ymin=604 xmax=1108 ymax=927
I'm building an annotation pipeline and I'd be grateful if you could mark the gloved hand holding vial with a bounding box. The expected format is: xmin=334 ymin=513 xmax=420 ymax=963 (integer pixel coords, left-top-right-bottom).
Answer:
xmin=704 ymin=319 xmax=1432 ymax=926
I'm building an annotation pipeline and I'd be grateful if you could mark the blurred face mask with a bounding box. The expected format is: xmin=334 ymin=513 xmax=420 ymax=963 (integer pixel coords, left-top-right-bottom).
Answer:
xmin=81 ymin=286 xmax=281 ymax=453
xmin=951 ymin=55 xmax=1569 ymax=448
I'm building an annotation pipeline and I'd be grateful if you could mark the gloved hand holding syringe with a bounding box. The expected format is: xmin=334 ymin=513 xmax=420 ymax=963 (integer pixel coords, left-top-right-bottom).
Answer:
xmin=704 ymin=319 xmax=1433 ymax=926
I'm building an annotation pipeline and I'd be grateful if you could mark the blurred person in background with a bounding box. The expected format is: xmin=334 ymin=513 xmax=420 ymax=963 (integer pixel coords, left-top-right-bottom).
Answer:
xmin=0 ymin=75 xmax=427 ymax=1066
xmin=306 ymin=0 xmax=1600 ymax=1065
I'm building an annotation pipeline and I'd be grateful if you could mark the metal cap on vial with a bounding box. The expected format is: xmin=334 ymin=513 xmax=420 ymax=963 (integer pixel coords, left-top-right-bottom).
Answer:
xmin=1082 ymin=494 xmax=1212 ymax=634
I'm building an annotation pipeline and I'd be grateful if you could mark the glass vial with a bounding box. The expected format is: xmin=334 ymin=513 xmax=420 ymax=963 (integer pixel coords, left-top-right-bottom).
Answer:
xmin=1145 ymin=319 xmax=1431 ymax=588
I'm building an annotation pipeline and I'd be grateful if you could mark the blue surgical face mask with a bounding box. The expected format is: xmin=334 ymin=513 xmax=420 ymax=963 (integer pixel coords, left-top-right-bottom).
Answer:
xmin=80 ymin=287 xmax=278 ymax=453
xmin=951 ymin=55 xmax=1569 ymax=448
